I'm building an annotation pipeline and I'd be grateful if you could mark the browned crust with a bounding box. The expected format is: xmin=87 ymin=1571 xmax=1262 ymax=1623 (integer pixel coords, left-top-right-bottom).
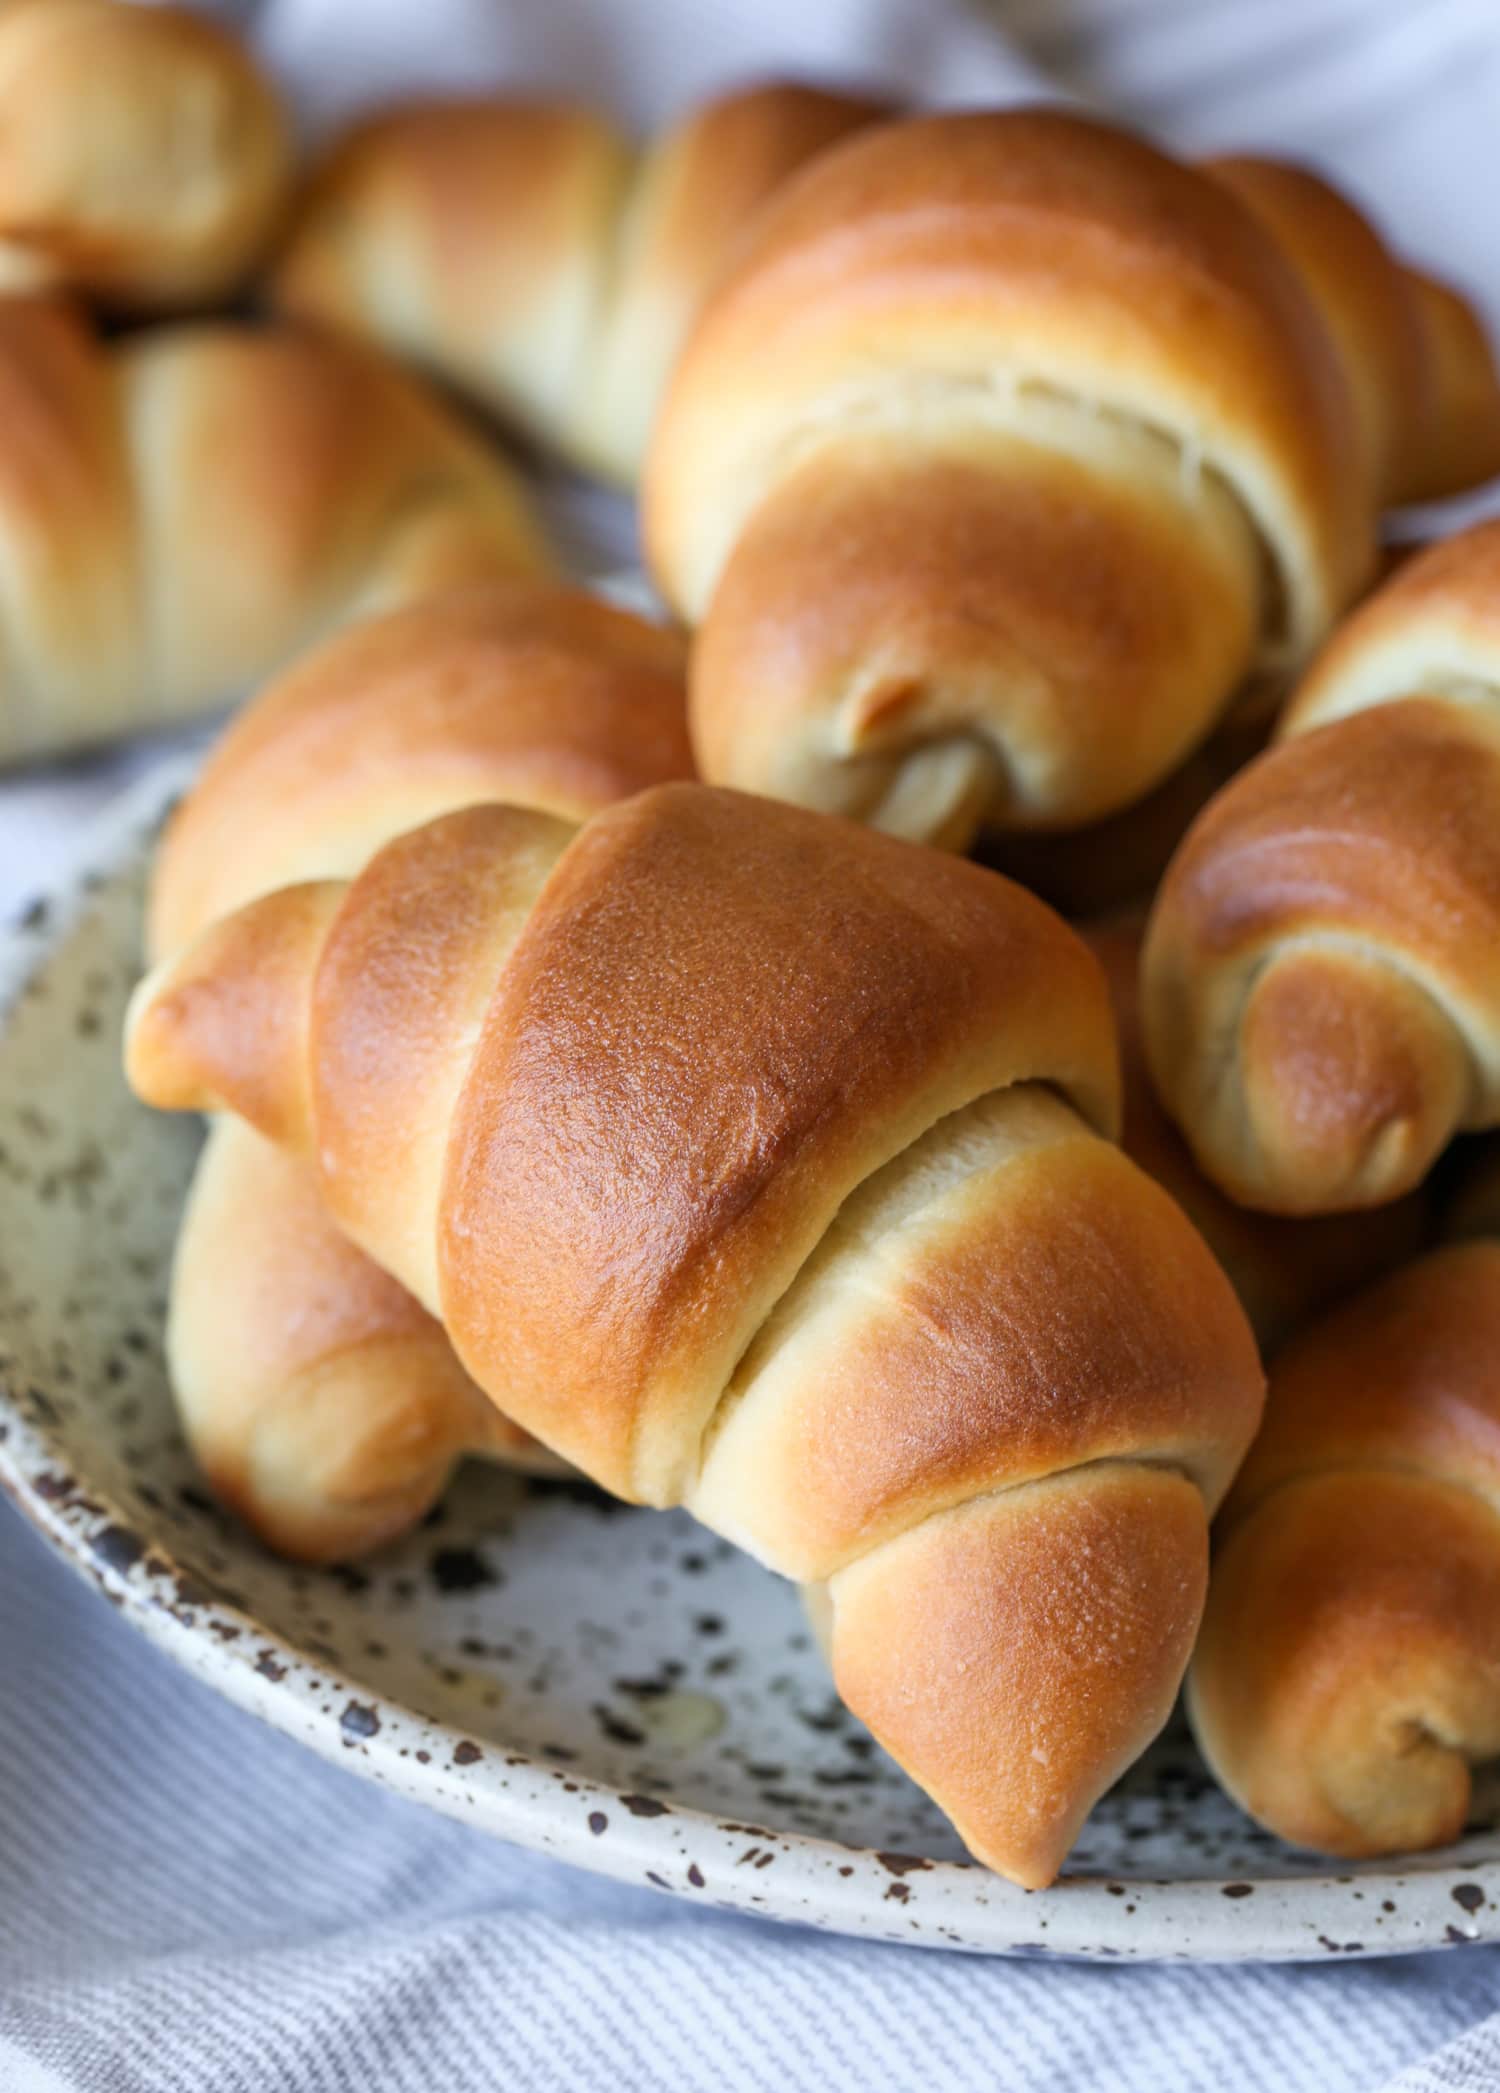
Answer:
xmin=307 ymin=804 xmax=575 ymax=1304
xmin=1220 ymin=1241 xmax=1500 ymax=1532
xmin=1402 ymin=272 xmax=1500 ymax=504
xmin=0 ymin=0 xmax=291 ymax=305
xmin=127 ymin=785 xmax=1277 ymax=1882
xmin=438 ymin=783 xmax=1118 ymax=1501
xmin=1191 ymin=1242 xmax=1500 ymax=1857
xmin=273 ymin=82 xmax=887 ymax=478
xmin=126 ymin=880 xmax=343 ymax=1145
xmin=154 ymin=587 xmax=685 ymax=1564
xmin=646 ymin=107 xmax=1370 ymax=640
xmin=148 ymin=583 xmax=690 ymax=959
xmin=1144 ymin=699 xmax=1500 ymax=1211
xmin=689 ymin=429 xmax=1261 ymax=840
xmin=1192 ymin=1468 xmax=1500 ymax=1858
xmin=117 ymin=320 xmax=551 ymax=686
xmin=617 ymin=81 xmax=891 ymax=311
xmin=0 ymin=297 xmax=141 ymax=753
xmin=0 ymin=304 xmax=552 ymax=762
xmin=171 ymin=1119 xmax=561 ymax=1564
xmin=1206 ymin=155 xmax=1431 ymax=505
xmin=1087 ymin=916 xmax=1429 ymax=1349
xmin=694 ymin=1121 xmax=1262 ymax=1577
xmin=273 ymin=100 xmax=626 ymax=367
xmin=1285 ymin=516 xmax=1500 ymax=736
xmin=832 ymin=1465 xmax=1209 ymax=1887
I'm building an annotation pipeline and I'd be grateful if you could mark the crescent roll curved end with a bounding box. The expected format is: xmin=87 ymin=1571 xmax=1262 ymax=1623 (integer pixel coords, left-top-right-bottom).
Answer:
xmin=1145 ymin=518 xmax=1500 ymax=1216
xmin=1190 ymin=1242 xmax=1500 ymax=1858
xmin=646 ymin=108 xmax=1373 ymax=853
xmin=173 ymin=1119 xmax=566 ymax=1566
xmin=0 ymin=300 xmax=553 ymax=766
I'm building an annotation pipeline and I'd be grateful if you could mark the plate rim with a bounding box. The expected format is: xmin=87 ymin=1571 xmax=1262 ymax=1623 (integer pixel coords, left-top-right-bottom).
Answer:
xmin=1 ymin=752 xmax=1497 ymax=1964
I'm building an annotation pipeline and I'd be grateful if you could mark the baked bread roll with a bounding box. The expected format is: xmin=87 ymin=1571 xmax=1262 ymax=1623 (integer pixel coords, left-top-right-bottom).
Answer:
xmin=271 ymin=82 xmax=889 ymax=484
xmin=1205 ymin=157 xmax=1500 ymax=507
xmin=1404 ymin=271 xmax=1500 ymax=505
xmin=978 ymin=546 xmax=1429 ymax=918
xmin=645 ymin=109 xmax=1372 ymax=852
xmin=0 ymin=0 xmax=291 ymax=307
xmin=154 ymin=586 xmax=694 ymax=1561
xmin=148 ymin=585 xmax=692 ymax=960
xmin=175 ymin=1119 xmax=559 ymax=1565
xmin=1190 ymin=1240 xmax=1500 ymax=1859
xmin=0 ymin=299 xmax=551 ymax=765
xmin=1144 ymin=517 xmax=1500 ymax=1215
xmin=127 ymin=783 xmax=1263 ymax=1885
xmin=1087 ymin=918 xmax=1428 ymax=1353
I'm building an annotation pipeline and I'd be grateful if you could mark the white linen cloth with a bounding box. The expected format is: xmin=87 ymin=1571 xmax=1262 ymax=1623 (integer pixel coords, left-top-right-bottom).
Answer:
xmin=3 ymin=3 xmax=1500 ymax=2086
xmin=2 ymin=1505 xmax=1499 ymax=2093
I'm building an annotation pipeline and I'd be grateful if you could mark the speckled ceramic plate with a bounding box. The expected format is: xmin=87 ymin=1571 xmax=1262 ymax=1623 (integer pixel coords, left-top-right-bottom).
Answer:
xmin=2 ymin=756 xmax=1498 ymax=1965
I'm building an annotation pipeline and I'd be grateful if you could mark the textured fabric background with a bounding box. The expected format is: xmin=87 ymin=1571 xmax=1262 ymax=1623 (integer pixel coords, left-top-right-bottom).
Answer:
xmin=2 ymin=1506 xmax=1498 ymax=2093
xmin=4 ymin=4 xmax=1500 ymax=2087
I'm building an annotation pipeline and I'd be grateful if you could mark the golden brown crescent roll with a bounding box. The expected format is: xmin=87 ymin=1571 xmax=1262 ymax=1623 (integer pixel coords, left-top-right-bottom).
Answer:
xmin=978 ymin=545 xmax=1429 ymax=918
xmin=126 ymin=784 xmax=1263 ymax=1885
xmin=1190 ymin=1240 xmax=1500 ymax=1859
xmin=1144 ymin=517 xmax=1500 ymax=1216
xmin=1205 ymin=157 xmax=1500 ymax=508
xmin=0 ymin=299 xmax=551 ymax=765
xmin=0 ymin=0 xmax=291 ymax=307
xmin=645 ymin=109 xmax=1373 ymax=854
xmin=1403 ymin=272 xmax=1500 ymax=506
xmin=271 ymin=81 xmax=890 ymax=484
xmin=153 ymin=586 xmax=694 ymax=1562
xmin=174 ymin=1119 xmax=558 ymax=1565
xmin=1086 ymin=917 xmax=1428 ymax=1353
xmin=148 ymin=585 xmax=692 ymax=961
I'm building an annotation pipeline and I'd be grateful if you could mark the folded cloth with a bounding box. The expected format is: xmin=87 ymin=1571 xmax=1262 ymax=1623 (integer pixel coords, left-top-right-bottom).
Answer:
xmin=250 ymin=0 xmax=1051 ymax=131
xmin=5 ymin=5 xmax=1500 ymax=2089
xmin=1387 ymin=2019 xmax=1500 ymax=2093
xmin=1 ymin=1505 xmax=1497 ymax=2093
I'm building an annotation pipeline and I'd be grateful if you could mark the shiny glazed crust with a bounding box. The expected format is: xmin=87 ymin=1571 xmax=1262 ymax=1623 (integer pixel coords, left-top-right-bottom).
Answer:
xmin=127 ymin=784 xmax=1264 ymax=1884
xmin=153 ymin=586 xmax=691 ymax=1561
xmin=1190 ymin=1242 xmax=1500 ymax=1857
xmin=148 ymin=584 xmax=690 ymax=959
xmin=1144 ymin=519 xmax=1500 ymax=1214
xmin=1086 ymin=917 xmax=1428 ymax=1352
xmin=645 ymin=108 xmax=1372 ymax=849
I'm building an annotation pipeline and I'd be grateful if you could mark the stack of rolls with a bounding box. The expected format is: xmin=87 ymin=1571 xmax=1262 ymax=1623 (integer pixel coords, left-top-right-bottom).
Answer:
xmin=1142 ymin=515 xmax=1500 ymax=1865
xmin=127 ymin=726 xmax=1266 ymax=1889
xmin=146 ymin=583 xmax=696 ymax=1562
xmin=273 ymin=88 xmax=1500 ymax=508
xmin=22 ymin=10 xmax=1494 ymax=1882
